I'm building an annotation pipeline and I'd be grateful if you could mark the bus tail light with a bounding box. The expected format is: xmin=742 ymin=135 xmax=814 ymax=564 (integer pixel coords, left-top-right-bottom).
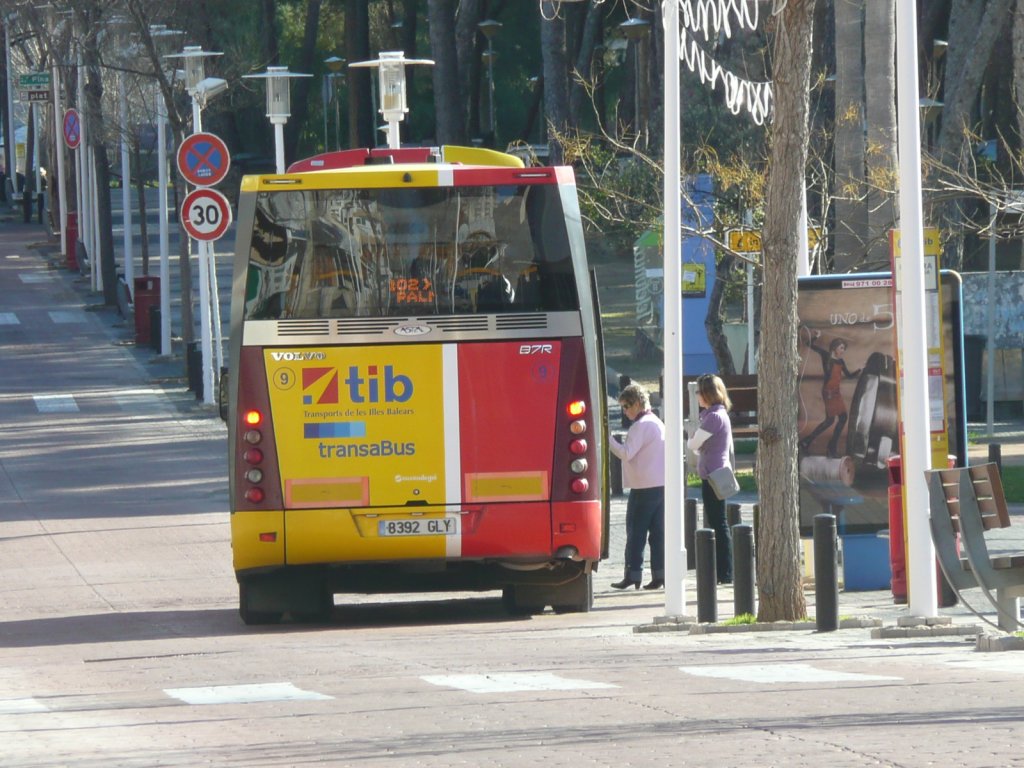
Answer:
xmin=551 ymin=338 xmax=599 ymax=503
xmin=233 ymin=347 xmax=284 ymax=512
xmin=567 ymin=400 xmax=586 ymax=417
xmin=244 ymin=487 xmax=266 ymax=503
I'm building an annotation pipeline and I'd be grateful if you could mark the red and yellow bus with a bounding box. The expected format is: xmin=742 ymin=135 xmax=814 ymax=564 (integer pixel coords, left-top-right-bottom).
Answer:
xmin=225 ymin=145 xmax=608 ymax=624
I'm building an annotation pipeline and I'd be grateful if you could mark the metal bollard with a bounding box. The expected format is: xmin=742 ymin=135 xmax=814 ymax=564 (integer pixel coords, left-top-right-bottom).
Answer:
xmin=684 ymin=498 xmax=697 ymax=570
xmin=733 ymin=524 xmax=755 ymax=618
xmin=989 ymin=444 xmax=1002 ymax=475
xmin=814 ymin=513 xmax=839 ymax=632
xmin=696 ymin=528 xmax=718 ymax=623
xmin=727 ymin=502 xmax=742 ymax=529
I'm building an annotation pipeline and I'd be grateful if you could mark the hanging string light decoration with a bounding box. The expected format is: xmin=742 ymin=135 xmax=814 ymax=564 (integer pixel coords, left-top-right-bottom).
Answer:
xmin=677 ymin=0 xmax=774 ymax=125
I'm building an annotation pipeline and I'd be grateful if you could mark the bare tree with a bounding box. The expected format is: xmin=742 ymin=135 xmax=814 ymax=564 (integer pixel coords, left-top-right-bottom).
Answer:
xmin=757 ymin=0 xmax=816 ymax=623
xmin=832 ymin=0 xmax=867 ymax=270
xmin=428 ymin=0 xmax=464 ymax=144
xmin=863 ymin=0 xmax=897 ymax=265
xmin=540 ymin=1 xmax=570 ymax=164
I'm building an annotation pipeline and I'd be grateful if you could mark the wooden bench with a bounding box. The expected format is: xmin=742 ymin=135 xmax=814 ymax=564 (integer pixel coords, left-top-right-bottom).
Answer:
xmin=926 ymin=463 xmax=1024 ymax=631
xmin=682 ymin=374 xmax=758 ymax=440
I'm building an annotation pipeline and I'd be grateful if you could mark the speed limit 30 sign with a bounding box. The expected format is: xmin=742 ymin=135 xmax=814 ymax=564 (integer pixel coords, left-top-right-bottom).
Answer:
xmin=181 ymin=188 xmax=232 ymax=242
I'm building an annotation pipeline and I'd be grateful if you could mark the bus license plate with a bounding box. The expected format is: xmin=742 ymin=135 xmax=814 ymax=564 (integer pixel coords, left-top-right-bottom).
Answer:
xmin=378 ymin=517 xmax=460 ymax=537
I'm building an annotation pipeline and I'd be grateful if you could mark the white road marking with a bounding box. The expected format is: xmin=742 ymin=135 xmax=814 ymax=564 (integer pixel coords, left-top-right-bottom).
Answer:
xmin=0 ymin=312 xmax=18 ymax=325
xmin=422 ymin=672 xmax=618 ymax=693
xmin=679 ymin=663 xmax=901 ymax=684
xmin=0 ymin=698 xmax=49 ymax=714
xmin=33 ymin=394 xmax=79 ymax=413
xmin=18 ymin=273 xmax=52 ymax=284
xmin=164 ymin=682 xmax=333 ymax=705
xmin=49 ymin=310 xmax=88 ymax=324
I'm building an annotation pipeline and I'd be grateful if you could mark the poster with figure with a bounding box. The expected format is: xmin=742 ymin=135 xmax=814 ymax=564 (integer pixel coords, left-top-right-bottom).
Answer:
xmin=797 ymin=273 xmax=965 ymax=536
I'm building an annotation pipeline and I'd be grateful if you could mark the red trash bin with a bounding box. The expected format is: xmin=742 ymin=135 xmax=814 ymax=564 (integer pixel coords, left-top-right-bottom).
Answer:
xmin=65 ymin=212 xmax=78 ymax=271
xmin=887 ymin=454 xmax=958 ymax=606
xmin=133 ymin=276 xmax=160 ymax=345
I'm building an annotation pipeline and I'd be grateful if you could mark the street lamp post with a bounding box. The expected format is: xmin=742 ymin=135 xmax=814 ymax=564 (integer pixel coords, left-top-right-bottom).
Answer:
xmin=477 ymin=19 xmax=501 ymax=140
xmin=244 ymin=66 xmax=312 ymax=174
xmin=151 ymin=25 xmax=182 ymax=357
xmin=349 ymin=52 xmax=433 ymax=151
xmin=325 ymin=56 xmax=345 ymax=151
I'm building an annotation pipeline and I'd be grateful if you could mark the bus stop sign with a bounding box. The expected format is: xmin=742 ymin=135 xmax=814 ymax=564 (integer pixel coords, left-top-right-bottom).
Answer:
xmin=181 ymin=188 xmax=232 ymax=242
xmin=177 ymin=132 xmax=231 ymax=187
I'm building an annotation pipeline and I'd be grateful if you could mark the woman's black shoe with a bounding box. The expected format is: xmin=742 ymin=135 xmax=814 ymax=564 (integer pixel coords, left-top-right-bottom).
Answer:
xmin=643 ymin=579 xmax=665 ymax=590
xmin=611 ymin=578 xmax=641 ymax=590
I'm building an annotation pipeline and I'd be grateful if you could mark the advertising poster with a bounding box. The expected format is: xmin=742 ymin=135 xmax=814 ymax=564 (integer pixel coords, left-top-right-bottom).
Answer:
xmin=797 ymin=273 xmax=965 ymax=536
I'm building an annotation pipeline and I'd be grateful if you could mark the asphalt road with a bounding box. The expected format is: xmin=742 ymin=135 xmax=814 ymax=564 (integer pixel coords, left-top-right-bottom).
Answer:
xmin=5 ymin=220 xmax=1024 ymax=767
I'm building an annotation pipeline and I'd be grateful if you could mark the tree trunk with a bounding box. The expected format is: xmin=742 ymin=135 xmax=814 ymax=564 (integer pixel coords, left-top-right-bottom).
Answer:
xmin=82 ymin=20 xmax=117 ymax=307
xmin=346 ymin=0 xmax=374 ymax=148
xmin=864 ymin=0 xmax=897 ymax=266
xmin=1015 ymin=1 xmax=1024 ymax=217
xmin=454 ymin=0 xmax=483 ymax=142
xmin=757 ymin=0 xmax=814 ymax=624
xmin=428 ymin=0 xmax=464 ymax=145
xmin=540 ymin=1 xmax=570 ymax=164
xmin=285 ymin=0 xmax=322 ymax=162
xmin=936 ymin=0 xmax=1012 ymax=270
xmin=705 ymin=253 xmax=738 ymax=376
xmin=832 ymin=0 xmax=866 ymax=271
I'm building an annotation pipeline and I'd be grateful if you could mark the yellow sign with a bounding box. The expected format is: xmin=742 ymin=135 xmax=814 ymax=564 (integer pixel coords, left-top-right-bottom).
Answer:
xmin=890 ymin=226 xmax=941 ymax=256
xmin=728 ymin=229 xmax=762 ymax=253
xmin=727 ymin=228 xmax=822 ymax=253
xmin=681 ymin=262 xmax=706 ymax=296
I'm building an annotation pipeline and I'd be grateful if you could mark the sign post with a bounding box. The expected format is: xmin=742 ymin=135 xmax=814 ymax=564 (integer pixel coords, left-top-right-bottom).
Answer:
xmin=177 ymin=131 xmax=232 ymax=406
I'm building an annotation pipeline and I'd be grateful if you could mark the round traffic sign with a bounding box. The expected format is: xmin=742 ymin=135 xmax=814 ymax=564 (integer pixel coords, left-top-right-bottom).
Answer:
xmin=177 ymin=132 xmax=231 ymax=187
xmin=181 ymin=188 xmax=232 ymax=242
xmin=62 ymin=109 xmax=81 ymax=149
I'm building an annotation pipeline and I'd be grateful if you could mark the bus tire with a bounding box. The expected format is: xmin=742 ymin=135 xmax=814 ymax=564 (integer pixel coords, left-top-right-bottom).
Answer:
xmin=501 ymin=586 xmax=541 ymax=616
xmin=239 ymin=582 xmax=283 ymax=625
xmin=551 ymin=572 xmax=594 ymax=614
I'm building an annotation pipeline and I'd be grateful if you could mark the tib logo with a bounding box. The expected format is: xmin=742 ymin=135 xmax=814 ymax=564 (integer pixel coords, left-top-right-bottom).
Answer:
xmin=303 ymin=365 xmax=413 ymax=405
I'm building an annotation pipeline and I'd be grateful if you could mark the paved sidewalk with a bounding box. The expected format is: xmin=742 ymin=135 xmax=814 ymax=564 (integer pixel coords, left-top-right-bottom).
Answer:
xmin=12 ymin=216 xmax=1024 ymax=640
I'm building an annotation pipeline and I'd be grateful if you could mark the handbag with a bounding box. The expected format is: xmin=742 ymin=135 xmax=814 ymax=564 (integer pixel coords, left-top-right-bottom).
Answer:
xmin=708 ymin=465 xmax=740 ymax=500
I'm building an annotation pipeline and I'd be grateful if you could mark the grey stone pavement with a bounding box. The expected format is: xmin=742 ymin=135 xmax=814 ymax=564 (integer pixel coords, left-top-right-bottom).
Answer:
xmin=10 ymin=209 xmax=1024 ymax=765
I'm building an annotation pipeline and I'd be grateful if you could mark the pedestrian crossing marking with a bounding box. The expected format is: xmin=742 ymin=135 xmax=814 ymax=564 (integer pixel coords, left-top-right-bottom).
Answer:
xmin=422 ymin=672 xmax=618 ymax=693
xmin=33 ymin=394 xmax=79 ymax=413
xmin=0 ymin=698 xmax=49 ymax=714
xmin=164 ymin=682 xmax=333 ymax=705
xmin=679 ymin=663 xmax=901 ymax=684
xmin=18 ymin=273 xmax=52 ymax=284
xmin=0 ymin=312 xmax=18 ymax=324
xmin=49 ymin=310 xmax=88 ymax=324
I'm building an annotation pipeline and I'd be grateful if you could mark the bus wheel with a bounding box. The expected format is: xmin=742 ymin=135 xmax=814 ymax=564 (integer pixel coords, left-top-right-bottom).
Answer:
xmin=551 ymin=572 xmax=594 ymax=614
xmin=290 ymin=580 xmax=333 ymax=624
xmin=501 ymin=586 xmax=540 ymax=616
xmin=238 ymin=581 xmax=283 ymax=626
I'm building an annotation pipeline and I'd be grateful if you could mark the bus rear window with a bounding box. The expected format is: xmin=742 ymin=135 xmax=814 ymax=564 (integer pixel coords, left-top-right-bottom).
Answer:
xmin=243 ymin=184 xmax=580 ymax=320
